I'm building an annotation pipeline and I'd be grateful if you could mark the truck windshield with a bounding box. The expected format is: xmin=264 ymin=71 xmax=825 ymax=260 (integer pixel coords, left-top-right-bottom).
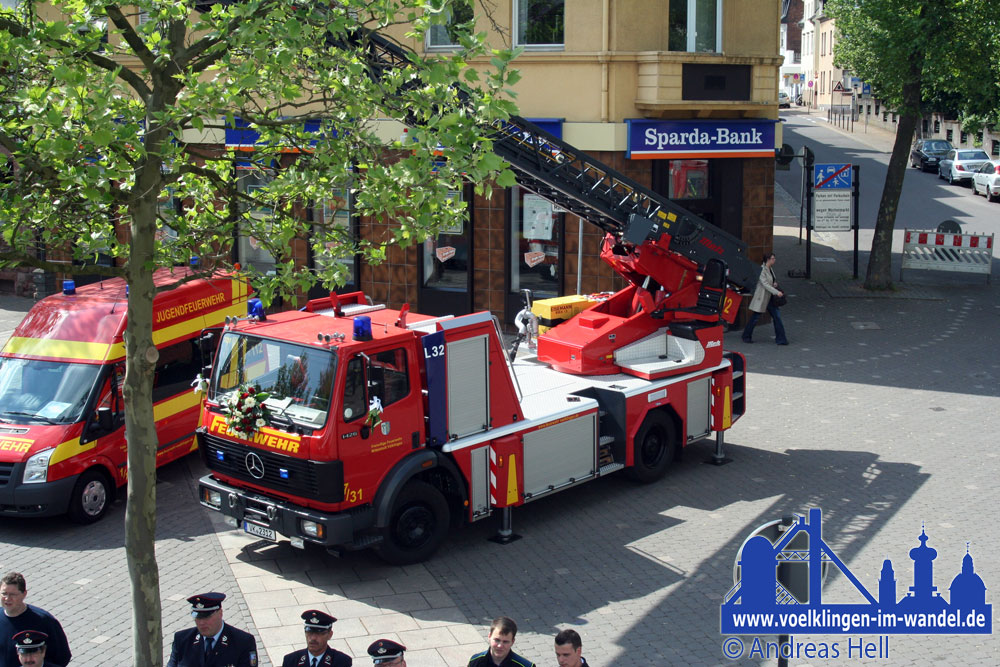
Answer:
xmin=0 ymin=357 xmax=102 ymax=425
xmin=210 ymin=333 xmax=337 ymax=429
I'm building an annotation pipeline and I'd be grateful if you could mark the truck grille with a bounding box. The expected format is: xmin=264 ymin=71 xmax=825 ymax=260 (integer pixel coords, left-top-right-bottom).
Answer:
xmin=198 ymin=431 xmax=343 ymax=503
xmin=0 ymin=462 xmax=14 ymax=486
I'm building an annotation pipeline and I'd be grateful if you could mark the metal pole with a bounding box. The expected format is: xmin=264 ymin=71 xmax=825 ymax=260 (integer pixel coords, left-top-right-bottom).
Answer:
xmin=853 ymin=165 xmax=860 ymax=279
xmin=778 ymin=635 xmax=790 ymax=667
xmin=576 ymin=217 xmax=584 ymax=295
xmin=805 ymin=150 xmax=814 ymax=279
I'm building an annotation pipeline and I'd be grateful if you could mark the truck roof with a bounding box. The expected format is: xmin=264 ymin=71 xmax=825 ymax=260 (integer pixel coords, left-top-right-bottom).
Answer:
xmin=226 ymin=303 xmax=444 ymax=348
xmin=2 ymin=269 xmax=247 ymax=364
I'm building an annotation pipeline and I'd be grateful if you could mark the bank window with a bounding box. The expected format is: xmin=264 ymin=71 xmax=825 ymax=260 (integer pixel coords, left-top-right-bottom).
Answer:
xmin=511 ymin=186 xmax=562 ymax=300
xmin=428 ymin=0 xmax=473 ymax=48
xmin=237 ymin=163 xmax=277 ymax=274
xmin=669 ymin=0 xmax=721 ymax=53
xmin=313 ymin=184 xmax=356 ymax=287
xmin=516 ymin=0 xmax=564 ymax=48
xmin=422 ymin=189 xmax=468 ymax=290
xmin=667 ymin=160 xmax=709 ymax=200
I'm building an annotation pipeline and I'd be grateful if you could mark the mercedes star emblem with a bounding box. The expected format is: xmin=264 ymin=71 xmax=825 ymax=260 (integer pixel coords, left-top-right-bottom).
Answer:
xmin=245 ymin=452 xmax=265 ymax=479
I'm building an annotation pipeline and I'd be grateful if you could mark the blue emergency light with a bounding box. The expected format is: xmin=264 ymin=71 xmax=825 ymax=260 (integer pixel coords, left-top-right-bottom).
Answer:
xmin=215 ymin=450 xmax=225 ymax=461
xmin=62 ymin=280 xmax=76 ymax=295
xmin=279 ymin=468 xmax=289 ymax=479
xmin=248 ymin=298 xmax=266 ymax=321
xmin=353 ymin=315 xmax=373 ymax=341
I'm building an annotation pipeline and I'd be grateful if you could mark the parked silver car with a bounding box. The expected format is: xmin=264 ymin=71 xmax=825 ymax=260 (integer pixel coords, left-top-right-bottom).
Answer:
xmin=971 ymin=159 xmax=1000 ymax=201
xmin=938 ymin=148 xmax=991 ymax=184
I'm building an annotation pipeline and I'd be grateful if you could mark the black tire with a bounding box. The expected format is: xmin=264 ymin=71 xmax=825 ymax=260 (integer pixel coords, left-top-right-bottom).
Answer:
xmin=989 ymin=186 xmax=997 ymax=202
xmin=628 ymin=412 xmax=678 ymax=483
xmin=374 ymin=480 xmax=450 ymax=565
xmin=68 ymin=468 xmax=113 ymax=524
xmin=948 ymin=169 xmax=956 ymax=185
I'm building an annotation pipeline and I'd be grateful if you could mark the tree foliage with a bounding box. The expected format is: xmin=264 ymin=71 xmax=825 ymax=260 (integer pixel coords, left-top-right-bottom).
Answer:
xmin=826 ymin=0 xmax=996 ymax=288
xmin=0 ymin=1 xmax=517 ymax=665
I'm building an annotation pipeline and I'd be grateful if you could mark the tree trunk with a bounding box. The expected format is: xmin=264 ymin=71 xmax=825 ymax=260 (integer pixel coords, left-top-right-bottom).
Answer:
xmin=864 ymin=59 xmax=924 ymax=289
xmin=124 ymin=183 xmax=164 ymax=666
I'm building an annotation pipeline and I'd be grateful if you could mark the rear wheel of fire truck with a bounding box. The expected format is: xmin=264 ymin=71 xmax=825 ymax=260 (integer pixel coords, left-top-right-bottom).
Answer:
xmin=375 ymin=480 xmax=450 ymax=565
xmin=628 ymin=412 xmax=677 ymax=483
xmin=68 ymin=468 xmax=113 ymax=524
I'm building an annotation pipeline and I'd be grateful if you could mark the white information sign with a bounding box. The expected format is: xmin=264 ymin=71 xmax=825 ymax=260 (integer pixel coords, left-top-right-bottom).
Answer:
xmin=813 ymin=190 xmax=852 ymax=232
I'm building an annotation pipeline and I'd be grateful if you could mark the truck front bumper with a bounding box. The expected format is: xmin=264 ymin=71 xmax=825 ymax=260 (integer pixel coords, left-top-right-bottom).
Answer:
xmin=198 ymin=475 xmax=371 ymax=549
xmin=0 ymin=464 xmax=76 ymax=517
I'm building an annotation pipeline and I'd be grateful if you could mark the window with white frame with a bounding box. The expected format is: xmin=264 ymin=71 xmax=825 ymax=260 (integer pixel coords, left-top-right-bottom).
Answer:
xmin=313 ymin=184 xmax=356 ymax=284
xmin=237 ymin=165 xmax=277 ymax=274
xmin=427 ymin=0 xmax=474 ymax=48
xmin=669 ymin=0 xmax=722 ymax=53
xmin=515 ymin=0 xmax=564 ymax=48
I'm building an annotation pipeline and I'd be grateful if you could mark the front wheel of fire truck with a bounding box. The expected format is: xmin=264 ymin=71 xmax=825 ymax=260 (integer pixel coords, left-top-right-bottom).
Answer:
xmin=628 ymin=412 xmax=678 ymax=484
xmin=68 ymin=467 xmax=113 ymax=524
xmin=375 ymin=480 xmax=450 ymax=565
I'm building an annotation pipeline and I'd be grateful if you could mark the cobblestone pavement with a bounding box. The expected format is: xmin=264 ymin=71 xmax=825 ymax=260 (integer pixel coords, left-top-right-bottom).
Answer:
xmin=1 ymin=163 xmax=998 ymax=665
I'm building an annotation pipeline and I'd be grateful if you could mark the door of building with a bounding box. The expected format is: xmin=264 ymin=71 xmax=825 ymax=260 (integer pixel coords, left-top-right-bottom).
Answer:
xmin=505 ymin=186 xmax=565 ymax=321
xmin=417 ymin=188 xmax=474 ymax=317
xmin=652 ymin=158 xmax=743 ymax=239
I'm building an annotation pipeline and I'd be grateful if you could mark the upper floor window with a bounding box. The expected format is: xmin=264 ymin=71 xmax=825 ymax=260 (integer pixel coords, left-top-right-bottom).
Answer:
xmin=427 ymin=0 xmax=474 ymax=49
xmin=669 ymin=0 xmax=721 ymax=53
xmin=516 ymin=0 xmax=564 ymax=48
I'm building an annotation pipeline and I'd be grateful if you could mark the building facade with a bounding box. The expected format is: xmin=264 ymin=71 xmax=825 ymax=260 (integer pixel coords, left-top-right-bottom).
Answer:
xmin=346 ymin=0 xmax=784 ymax=323
xmin=6 ymin=2 xmax=783 ymax=323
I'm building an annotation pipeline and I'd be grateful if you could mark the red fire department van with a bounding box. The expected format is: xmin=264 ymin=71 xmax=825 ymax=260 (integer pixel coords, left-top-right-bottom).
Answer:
xmin=0 ymin=269 xmax=249 ymax=523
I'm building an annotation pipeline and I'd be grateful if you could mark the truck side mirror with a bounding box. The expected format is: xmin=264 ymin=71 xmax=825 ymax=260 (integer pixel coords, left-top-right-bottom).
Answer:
xmin=97 ymin=407 xmax=113 ymax=432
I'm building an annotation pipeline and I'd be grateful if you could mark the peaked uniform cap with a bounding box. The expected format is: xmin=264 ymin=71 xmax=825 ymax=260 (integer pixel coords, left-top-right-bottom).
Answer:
xmin=368 ymin=638 xmax=406 ymax=663
xmin=188 ymin=591 xmax=226 ymax=618
xmin=301 ymin=609 xmax=336 ymax=631
xmin=13 ymin=629 xmax=48 ymax=653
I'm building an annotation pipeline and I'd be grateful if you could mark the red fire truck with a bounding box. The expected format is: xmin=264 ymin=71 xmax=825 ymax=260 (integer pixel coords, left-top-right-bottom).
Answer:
xmin=196 ymin=32 xmax=760 ymax=564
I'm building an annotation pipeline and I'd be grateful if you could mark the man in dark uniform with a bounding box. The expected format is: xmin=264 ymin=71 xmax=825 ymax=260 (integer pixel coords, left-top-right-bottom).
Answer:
xmin=11 ymin=630 xmax=58 ymax=667
xmin=1 ymin=572 xmax=71 ymax=667
xmin=467 ymin=617 xmax=535 ymax=667
xmin=167 ymin=592 xmax=258 ymax=667
xmin=281 ymin=610 xmax=351 ymax=667
xmin=367 ymin=639 xmax=405 ymax=666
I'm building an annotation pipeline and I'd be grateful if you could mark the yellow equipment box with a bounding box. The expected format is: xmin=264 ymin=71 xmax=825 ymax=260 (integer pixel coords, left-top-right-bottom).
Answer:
xmin=533 ymin=295 xmax=594 ymax=333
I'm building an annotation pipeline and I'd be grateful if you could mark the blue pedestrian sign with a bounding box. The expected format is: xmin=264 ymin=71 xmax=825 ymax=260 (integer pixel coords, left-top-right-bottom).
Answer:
xmin=862 ymin=82 xmax=871 ymax=96
xmin=814 ymin=163 xmax=852 ymax=189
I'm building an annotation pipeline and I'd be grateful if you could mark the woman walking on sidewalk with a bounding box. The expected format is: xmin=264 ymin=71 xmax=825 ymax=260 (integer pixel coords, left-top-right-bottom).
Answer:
xmin=742 ymin=252 xmax=788 ymax=345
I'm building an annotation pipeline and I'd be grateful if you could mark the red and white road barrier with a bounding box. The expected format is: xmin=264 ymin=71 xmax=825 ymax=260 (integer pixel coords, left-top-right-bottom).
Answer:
xmin=900 ymin=229 xmax=994 ymax=283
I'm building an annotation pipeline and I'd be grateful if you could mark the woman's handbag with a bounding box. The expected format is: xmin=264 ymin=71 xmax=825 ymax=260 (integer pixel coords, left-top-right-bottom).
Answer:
xmin=771 ymin=293 xmax=787 ymax=308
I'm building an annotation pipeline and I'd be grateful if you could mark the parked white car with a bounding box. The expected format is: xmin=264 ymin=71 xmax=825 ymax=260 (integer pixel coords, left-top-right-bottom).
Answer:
xmin=778 ymin=92 xmax=791 ymax=108
xmin=938 ymin=149 xmax=991 ymax=184
xmin=971 ymin=159 xmax=1000 ymax=201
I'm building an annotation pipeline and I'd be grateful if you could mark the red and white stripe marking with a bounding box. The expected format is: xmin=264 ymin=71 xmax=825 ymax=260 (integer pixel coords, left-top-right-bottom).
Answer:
xmin=904 ymin=231 xmax=993 ymax=249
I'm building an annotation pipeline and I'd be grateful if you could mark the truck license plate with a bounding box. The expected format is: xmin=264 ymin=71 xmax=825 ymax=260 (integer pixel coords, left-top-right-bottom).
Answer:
xmin=243 ymin=521 xmax=276 ymax=542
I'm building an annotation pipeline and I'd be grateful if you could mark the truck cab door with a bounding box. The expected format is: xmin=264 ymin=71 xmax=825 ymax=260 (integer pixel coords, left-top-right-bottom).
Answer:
xmin=83 ymin=364 xmax=124 ymax=444
xmin=338 ymin=345 xmax=424 ymax=501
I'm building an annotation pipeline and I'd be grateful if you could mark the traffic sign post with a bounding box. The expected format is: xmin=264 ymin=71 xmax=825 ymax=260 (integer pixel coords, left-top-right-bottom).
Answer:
xmin=806 ymin=163 xmax=860 ymax=279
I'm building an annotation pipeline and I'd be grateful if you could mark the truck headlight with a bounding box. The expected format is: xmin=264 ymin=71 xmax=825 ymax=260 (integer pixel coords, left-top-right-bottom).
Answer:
xmin=22 ymin=449 xmax=53 ymax=484
xmin=301 ymin=520 xmax=325 ymax=539
xmin=202 ymin=488 xmax=222 ymax=508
